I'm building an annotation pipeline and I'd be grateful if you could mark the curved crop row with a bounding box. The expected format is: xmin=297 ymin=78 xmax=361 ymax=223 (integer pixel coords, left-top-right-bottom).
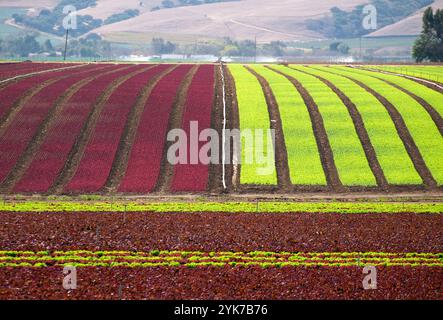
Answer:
xmin=351 ymin=67 xmax=443 ymax=119
xmin=64 ymin=65 xmax=170 ymax=193
xmin=171 ymin=65 xmax=215 ymax=192
xmin=305 ymin=66 xmax=422 ymax=185
xmin=272 ymin=65 xmax=376 ymax=186
xmin=0 ymin=64 xmax=107 ymax=185
xmin=12 ymin=65 xmax=138 ymax=193
xmin=329 ymin=66 xmax=443 ymax=186
xmin=368 ymin=65 xmax=443 ymax=83
xmin=118 ymin=65 xmax=193 ymax=193
xmin=0 ymin=64 xmax=90 ymax=121
xmin=0 ymin=62 xmax=77 ymax=81
xmin=0 ymin=251 xmax=440 ymax=268
xmin=228 ymin=65 xmax=277 ymax=185
xmin=250 ymin=65 xmax=326 ymax=186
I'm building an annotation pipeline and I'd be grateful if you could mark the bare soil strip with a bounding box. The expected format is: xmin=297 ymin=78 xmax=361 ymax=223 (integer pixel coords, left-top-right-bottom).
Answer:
xmin=246 ymin=66 xmax=292 ymax=191
xmin=0 ymin=212 xmax=440 ymax=252
xmin=224 ymin=66 xmax=240 ymax=191
xmin=300 ymin=68 xmax=389 ymax=189
xmin=0 ymin=66 xmax=125 ymax=193
xmin=208 ymin=65 xmax=224 ymax=194
xmin=154 ymin=65 xmax=199 ymax=194
xmin=0 ymin=266 xmax=440 ymax=300
xmin=49 ymin=66 xmax=153 ymax=194
xmin=321 ymin=68 xmax=437 ymax=189
xmin=104 ymin=65 xmax=178 ymax=193
xmin=267 ymin=66 xmax=342 ymax=191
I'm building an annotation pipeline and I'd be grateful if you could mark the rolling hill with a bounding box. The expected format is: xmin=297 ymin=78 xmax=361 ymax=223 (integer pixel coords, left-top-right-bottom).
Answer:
xmin=0 ymin=0 xmax=441 ymax=42
xmin=91 ymin=0 xmax=368 ymax=43
xmin=368 ymin=0 xmax=443 ymax=37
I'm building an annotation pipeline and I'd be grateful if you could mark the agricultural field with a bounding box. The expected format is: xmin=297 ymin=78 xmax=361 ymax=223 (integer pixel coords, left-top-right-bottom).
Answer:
xmin=0 ymin=61 xmax=441 ymax=300
xmin=367 ymin=65 xmax=443 ymax=83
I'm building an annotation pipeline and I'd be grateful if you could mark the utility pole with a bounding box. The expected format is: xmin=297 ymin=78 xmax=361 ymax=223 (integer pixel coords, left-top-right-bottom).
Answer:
xmin=63 ymin=28 xmax=69 ymax=61
xmin=359 ymin=36 xmax=362 ymax=61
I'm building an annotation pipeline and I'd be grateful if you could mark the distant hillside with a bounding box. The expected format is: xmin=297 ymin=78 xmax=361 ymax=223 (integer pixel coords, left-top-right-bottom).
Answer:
xmin=91 ymin=0 xmax=367 ymax=43
xmin=368 ymin=0 xmax=443 ymax=36
xmin=1 ymin=0 xmax=439 ymax=43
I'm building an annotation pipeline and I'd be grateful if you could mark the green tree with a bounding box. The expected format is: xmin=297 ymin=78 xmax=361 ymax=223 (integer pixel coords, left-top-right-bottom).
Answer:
xmin=413 ymin=7 xmax=443 ymax=62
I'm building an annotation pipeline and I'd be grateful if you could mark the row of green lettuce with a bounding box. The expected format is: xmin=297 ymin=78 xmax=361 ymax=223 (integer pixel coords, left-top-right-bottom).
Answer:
xmin=0 ymin=201 xmax=441 ymax=213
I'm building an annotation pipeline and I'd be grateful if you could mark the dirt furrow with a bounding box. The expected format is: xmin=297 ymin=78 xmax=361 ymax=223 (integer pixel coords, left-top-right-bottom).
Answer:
xmin=208 ymin=64 xmax=225 ymax=194
xmin=224 ymin=66 xmax=240 ymax=191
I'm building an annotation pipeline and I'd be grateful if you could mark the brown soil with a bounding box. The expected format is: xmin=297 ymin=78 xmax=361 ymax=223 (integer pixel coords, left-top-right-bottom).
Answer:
xmin=208 ymin=64 xmax=224 ymax=194
xmin=48 ymin=65 xmax=151 ymax=194
xmin=104 ymin=65 xmax=178 ymax=193
xmin=0 ymin=212 xmax=440 ymax=252
xmin=0 ymin=266 xmax=441 ymax=300
xmin=153 ymin=65 xmax=199 ymax=194
xmin=267 ymin=66 xmax=342 ymax=191
xmin=321 ymin=68 xmax=438 ymax=190
xmin=0 ymin=65 xmax=120 ymax=193
xmin=245 ymin=66 xmax=292 ymax=192
xmin=223 ymin=66 xmax=240 ymax=191
xmin=298 ymin=67 xmax=389 ymax=189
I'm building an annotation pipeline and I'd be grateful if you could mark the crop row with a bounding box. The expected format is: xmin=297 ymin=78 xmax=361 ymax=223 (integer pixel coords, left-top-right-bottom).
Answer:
xmin=368 ymin=65 xmax=443 ymax=83
xmin=350 ymin=67 xmax=443 ymax=117
xmin=327 ymin=66 xmax=443 ymax=185
xmin=228 ymin=65 xmax=277 ymax=185
xmin=304 ymin=66 xmax=422 ymax=185
xmin=0 ymin=64 xmax=91 ymax=121
xmin=12 ymin=65 xmax=138 ymax=193
xmin=0 ymin=64 xmax=107 ymax=184
xmin=64 ymin=65 xmax=170 ymax=193
xmin=0 ymin=201 xmax=441 ymax=213
xmin=0 ymin=250 xmax=440 ymax=268
xmin=250 ymin=65 xmax=326 ymax=185
xmin=171 ymin=65 xmax=215 ymax=192
xmin=118 ymin=65 xmax=193 ymax=193
xmin=0 ymin=62 xmax=78 ymax=81
xmin=230 ymin=64 xmax=443 ymax=188
xmin=272 ymin=65 xmax=376 ymax=186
